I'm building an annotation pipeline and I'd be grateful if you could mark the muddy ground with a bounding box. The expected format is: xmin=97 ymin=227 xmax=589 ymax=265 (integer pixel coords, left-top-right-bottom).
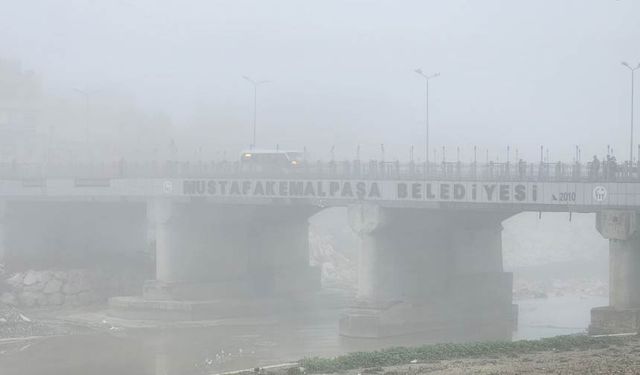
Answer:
xmin=325 ymin=345 xmax=640 ymax=374
xmin=280 ymin=335 xmax=640 ymax=375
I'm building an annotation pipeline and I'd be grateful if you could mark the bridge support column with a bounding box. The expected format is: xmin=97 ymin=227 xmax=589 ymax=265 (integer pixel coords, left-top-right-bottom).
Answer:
xmin=151 ymin=199 xmax=179 ymax=283
xmin=247 ymin=207 xmax=320 ymax=296
xmin=590 ymin=210 xmax=640 ymax=334
xmin=340 ymin=204 xmax=516 ymax=338
xmin=143 ymin=201 xmax=254 ymax=301
xmin=111 ymin=201 xmax=319 ymax=320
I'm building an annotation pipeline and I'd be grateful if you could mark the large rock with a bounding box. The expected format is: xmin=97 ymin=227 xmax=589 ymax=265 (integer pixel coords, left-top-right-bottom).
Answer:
xmin=6 ymin=273 xmax=24 ymax=289
xmin=23 ymin=284 xmax=45 ymax=293
xmin=22 ymin=271 xmax=39 ymax=286
xmin=77 ymin=291 xmax=98 ymax=305
xmin=64 ymin=294 xmax=79 ymax=306
xmin=43 ymin=279 xmax=63 ymax=294
xmin=63 ymin=271 xmax=92 ymax=295
xmin=22 ymin=270 xmax=52 ymax=288
xmin=19 ymin=292 xmax=41 ymax=307
xmin=0 ymin=292 xmax=17 ymax=306
xmin=47 ymin=293 xmax=64 ymax=306
xmin=7 ymin=268 xmax=132 ymax=307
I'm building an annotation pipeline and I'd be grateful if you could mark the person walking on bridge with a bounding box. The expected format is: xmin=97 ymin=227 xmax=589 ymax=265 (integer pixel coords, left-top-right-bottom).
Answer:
xmin=591 ymin=155 xmax=600 ymax=180
xmin=518 ymin=159 xmax=526 ymax=179
xmin=608 ymin=155 xmax=618 ymax=180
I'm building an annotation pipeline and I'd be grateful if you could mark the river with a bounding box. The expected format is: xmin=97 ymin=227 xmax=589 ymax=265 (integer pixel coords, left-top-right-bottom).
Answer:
xmin=0 ymin=294 xmax=608 ymax=375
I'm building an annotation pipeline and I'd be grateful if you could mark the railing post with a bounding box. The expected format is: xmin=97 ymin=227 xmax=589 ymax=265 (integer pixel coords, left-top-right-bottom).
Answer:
xmin=369 ymin=160 xmax=377 ymax=179
xmin=353 ymin=160 xmax=361 ymax=178
xmin=343 ymin=160 xmax=351 ymax=177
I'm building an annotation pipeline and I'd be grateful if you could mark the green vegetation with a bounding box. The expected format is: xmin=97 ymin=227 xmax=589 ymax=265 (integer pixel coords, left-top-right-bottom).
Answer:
xmin=299 ymin=334 xmax=636 ymax=373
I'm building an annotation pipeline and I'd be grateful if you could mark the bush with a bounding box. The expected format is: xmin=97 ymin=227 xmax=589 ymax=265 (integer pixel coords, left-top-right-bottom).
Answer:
xmin=299 ymin=334 xmax=635 ymax=373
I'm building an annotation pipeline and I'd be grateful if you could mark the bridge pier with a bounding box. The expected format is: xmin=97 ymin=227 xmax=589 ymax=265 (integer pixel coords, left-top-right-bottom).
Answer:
xmin=142 ymin=200 xmax=254 ymax=301
xmin=340 ymin=204 xmax=516 ymax=338
xmin=111 ymin=200 xmax=320 ymax=319
xmin=590 ymin=210 xmax=640 ymax=334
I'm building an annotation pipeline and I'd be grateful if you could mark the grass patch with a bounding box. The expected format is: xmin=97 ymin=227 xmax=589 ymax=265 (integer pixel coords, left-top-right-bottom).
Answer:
xmin=299 ymin=334 xmax=637 ymax=373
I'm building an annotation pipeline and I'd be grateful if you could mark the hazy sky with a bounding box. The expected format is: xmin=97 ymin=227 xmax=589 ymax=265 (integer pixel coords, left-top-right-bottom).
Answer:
xmin=1 ymin=0 xmax=639 ymax=160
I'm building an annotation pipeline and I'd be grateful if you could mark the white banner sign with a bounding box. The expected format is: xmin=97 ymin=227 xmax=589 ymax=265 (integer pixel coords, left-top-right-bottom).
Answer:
xmin=178 ymin=179 xmax=630 ymax=207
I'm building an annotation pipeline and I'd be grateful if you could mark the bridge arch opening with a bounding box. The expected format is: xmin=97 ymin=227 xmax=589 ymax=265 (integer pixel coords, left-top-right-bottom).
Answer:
xmin=308 ymin=207 xmax=610 ymax=338
xmin=503 ymin=212 xmax=608 ymax=336
xmin=308 ymin=207 xmax=358 ymax=292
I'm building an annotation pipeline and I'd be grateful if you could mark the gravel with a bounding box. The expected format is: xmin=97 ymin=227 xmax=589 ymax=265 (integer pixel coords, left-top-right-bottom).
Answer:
xmin=0 ymin=302 xmax=84 ymax=339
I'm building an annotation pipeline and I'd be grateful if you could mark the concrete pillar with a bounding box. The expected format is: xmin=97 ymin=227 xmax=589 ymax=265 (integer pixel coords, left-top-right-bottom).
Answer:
xmin=448 ymin=214 xmax=515 ymax=329
xmin=151 ymin=199 xmax=178 ymax=283
xmin=590 ymin=210 xmax=640 ymax=334
xmin=247 ymin=206 xmax=320 ymax=296
xmin=143 ymin=201 xmax=255 ymax=301
xmin=348 ymin=203 xmax=392 ymax=303
xmin=340 ymin=204 xmax=516 ymax=338
xmin=349 ymin=204 xmax=453 ymax=305
xmin=450 ymin=216 xmax=504 ymax=274
xmin=112 ymin=202 xmax=320 ymax=319
xmin=609 ymin=240 xmax=640 ymax=309
xmin=131 ymin=201 xmax=320 ymax=320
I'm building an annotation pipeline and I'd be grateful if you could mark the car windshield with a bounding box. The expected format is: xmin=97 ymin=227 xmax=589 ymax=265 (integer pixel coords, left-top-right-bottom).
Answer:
xmin=285 ymin=152 xmax=304 ymax=162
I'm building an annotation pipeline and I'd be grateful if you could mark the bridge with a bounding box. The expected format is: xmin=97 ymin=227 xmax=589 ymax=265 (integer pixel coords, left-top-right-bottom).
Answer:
xmin=0 ymin=159 xmax=639 ymax=337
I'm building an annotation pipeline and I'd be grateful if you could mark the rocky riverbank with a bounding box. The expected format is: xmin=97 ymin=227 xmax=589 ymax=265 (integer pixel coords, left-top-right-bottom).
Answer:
xmin=1 ymin=268 xmax=144 ymax=308
xmin=0 ymin=302 xmax=88 ymax=338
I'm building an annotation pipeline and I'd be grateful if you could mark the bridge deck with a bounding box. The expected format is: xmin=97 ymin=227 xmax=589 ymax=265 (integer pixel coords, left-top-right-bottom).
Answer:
xmin=0 ymin=160 xmax=636 ymax=213
xmin=0 ymin=160 xmax=636 ymax=182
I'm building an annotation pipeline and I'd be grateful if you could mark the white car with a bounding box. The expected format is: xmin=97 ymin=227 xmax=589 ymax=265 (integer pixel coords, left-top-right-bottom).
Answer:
xmin=240 ymin=149 xmax=305 ymax=172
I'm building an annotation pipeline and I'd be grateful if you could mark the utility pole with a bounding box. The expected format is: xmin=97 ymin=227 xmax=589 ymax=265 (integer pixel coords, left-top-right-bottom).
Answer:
xmin=242 ymin=76 xmax=270 ymax=149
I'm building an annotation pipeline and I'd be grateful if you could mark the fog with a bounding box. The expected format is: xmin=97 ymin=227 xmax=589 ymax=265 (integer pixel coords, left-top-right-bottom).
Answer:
xmin=1 ymin=1 xmax=639 ymax=374
xmin=2 ymin=0 xmax=640 ymax=160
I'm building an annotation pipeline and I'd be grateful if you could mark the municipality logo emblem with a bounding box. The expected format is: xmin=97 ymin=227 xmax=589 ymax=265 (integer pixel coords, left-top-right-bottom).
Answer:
xmin=163 ymin=180 xmax=173 ymax=194
xmin=593 ymin=186 xmax=607 ymax=202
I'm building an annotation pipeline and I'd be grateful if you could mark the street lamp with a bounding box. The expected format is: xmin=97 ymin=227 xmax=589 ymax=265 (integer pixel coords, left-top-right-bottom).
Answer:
xmin=414 ymin=69 xmax=440 ymax=173
xmin=622 ymin=61 xmax=640 ymax=162
xmin=242 ymin=76 xmax=270 ymax=149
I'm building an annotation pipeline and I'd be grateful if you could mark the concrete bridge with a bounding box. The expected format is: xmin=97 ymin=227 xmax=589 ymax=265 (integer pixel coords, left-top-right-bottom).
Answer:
xmin=0 ymin=159 xmax=639 ymax=337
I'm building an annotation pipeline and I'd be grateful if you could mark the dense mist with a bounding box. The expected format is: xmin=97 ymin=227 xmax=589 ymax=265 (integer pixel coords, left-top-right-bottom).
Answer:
xmin=2 ymin=1 xmax=640 ymax=161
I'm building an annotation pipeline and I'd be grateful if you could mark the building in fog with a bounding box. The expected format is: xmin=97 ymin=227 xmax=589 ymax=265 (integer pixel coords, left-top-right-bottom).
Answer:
xmin=0 ymin=59 xmax=42 ymax=161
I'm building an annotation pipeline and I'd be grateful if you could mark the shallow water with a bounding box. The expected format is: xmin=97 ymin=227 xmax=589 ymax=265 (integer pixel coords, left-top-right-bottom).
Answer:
xmin=0 ymin=295 xmax=608 ymax=375
xmin=515 ymin=295 xmax=607 ymax=340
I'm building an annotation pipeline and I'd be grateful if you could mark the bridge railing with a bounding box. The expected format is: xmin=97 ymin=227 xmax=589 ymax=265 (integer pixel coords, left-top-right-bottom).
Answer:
xmin=0 ymin=159 xmax=636 ymax=182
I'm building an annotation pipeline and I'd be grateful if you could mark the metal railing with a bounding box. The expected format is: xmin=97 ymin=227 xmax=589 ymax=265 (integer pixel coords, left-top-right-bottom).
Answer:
xmin=0 ymin=159 xmax=637 ymax=182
